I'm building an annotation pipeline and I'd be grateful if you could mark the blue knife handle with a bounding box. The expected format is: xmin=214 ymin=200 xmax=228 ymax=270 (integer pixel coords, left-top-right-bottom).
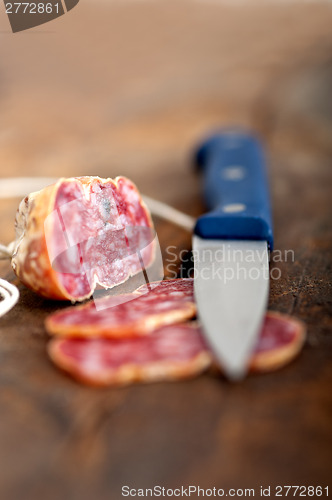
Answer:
xmin=194 ymin=130 xmax=273 ymax=250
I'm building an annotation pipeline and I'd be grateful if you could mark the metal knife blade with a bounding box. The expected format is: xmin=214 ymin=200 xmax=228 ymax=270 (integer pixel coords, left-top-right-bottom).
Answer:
xmin=193 ymin=237 xmax=269 ymax=379
xmin=193 ymin=130 xmax=273 ymax=379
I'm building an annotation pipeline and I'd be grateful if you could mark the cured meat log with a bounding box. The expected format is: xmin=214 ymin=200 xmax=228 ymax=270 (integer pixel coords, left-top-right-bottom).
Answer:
xmin=45 ymin=279 xmax=196 ymax=338
xmin=12 ymin=176 xmax=155 ymax=301
xmin=48 ymin=323 xmax=211 ymax=386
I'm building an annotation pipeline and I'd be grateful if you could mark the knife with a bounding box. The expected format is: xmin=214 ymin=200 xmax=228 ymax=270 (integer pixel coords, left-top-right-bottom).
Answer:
xmin=193 ymin=130 xmax=273 ymax=380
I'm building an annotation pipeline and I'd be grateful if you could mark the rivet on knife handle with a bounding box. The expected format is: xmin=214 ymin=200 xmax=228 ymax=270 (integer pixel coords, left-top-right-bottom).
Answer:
xmin=194 ymin=130 xmax=273 ymax=250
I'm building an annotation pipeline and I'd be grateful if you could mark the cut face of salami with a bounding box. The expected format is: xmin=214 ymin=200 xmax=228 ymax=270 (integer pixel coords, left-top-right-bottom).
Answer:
xmin=45 ymin=279 xmax=196 ymax=338
xmin=12 ymin=176 xmax=155 ymax=301
xmin=48 ymin=323 xmax=211 ymax=386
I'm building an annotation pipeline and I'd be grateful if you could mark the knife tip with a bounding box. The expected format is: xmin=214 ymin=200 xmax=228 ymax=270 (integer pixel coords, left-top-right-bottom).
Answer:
xmin=220 ymin=358 xmax=249 ymax=382
xmin=224 ymin=367 xmax=248 ymax=382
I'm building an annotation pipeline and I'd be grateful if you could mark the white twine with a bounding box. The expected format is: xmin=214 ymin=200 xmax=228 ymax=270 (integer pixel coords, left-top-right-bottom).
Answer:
xmin=142 ymin=195 xmax=195 ymax=232
xmin=0 ymin=241 xmax=15 ymax=261
xmin=0 ymin=177 xmax=59 ymax=199
xmin=0 ymin=278 xmax=19 ymax=318
xmin=0 ymin=177 xmax=195 ymax=231
xmin=0 ymin=240 xmax=18 ymax=317
xmin=0 ymin=176 xmax=195 ymax=318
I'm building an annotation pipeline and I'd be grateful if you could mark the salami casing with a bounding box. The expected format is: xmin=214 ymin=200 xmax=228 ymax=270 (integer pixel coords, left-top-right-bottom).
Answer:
xmin=48 ymin=323 xmax=211 ymax=386
xmin=45 ymin=279 xmax=196 ymax=338
xmin=12 ymin=176 xmax=155 ymax=301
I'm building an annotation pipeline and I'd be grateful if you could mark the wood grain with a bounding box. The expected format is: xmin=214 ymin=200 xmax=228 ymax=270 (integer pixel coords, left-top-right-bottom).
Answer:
xmin=0 ymin=2 xmax=331 ymax=499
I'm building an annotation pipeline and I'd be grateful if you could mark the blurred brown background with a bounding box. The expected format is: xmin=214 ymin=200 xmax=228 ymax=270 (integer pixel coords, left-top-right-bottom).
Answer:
xmin=0 ymin=1 xmax=331 ymax=499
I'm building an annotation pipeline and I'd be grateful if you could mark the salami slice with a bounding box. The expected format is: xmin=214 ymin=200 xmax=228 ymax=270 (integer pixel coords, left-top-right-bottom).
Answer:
xmin=248 ymin=311 xmax=306 ymax=373
xmin=48 ymin=323 xmax=211 ymax=386
xmin=12 ymin=176 xmax=155 ymax=301
xmin=45 ymin=279 xmax=196 ymax=338
xmin=206 ymin=311 xmax=305 ymax=374
xmin=136 ymin=278 xmax=194 ymax=297
xmin=47 ymin=311 xmax=305 ymax=386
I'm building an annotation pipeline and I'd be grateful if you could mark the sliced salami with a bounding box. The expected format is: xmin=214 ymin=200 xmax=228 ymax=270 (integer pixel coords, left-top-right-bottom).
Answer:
xmin=136 ymin=278 xmax=194 ymax=297
xmin=45 ymin=279 xmax=196 ymax=338
xmin=48 ymin=323 xmax=211 ymax=386
xmin=248 ymin=311 xmax=306 ymax=373
xmin=47 ymin=310 xmax=305 ymax=386
xmin=207 ymin=311 xmax=305 ymax=374
xmin=12 ymin=176 xmax=155 ymax=301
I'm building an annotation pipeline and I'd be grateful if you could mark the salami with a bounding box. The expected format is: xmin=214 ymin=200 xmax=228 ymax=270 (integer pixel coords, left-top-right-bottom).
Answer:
xmin=12 ymin=176 xmax=155 ymax=301
xmin=46 ymin=278 xmax=305 ymax=374
xmin=48 ymin=323 xmax=211 ymax=386
xmin=47 ymin=311 xmax=305 ymax=386
xmin=45 ymin=279 xmax=196 ymax=338
xmin=135 ymin=277 xmax=194 ymax=296
xmin=248 ymin=311 xmax=306 ymax=373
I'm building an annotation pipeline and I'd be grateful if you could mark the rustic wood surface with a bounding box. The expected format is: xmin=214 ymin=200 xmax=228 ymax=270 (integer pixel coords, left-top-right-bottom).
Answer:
xmin=0 ymin=2 xmax=331 ymax=499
